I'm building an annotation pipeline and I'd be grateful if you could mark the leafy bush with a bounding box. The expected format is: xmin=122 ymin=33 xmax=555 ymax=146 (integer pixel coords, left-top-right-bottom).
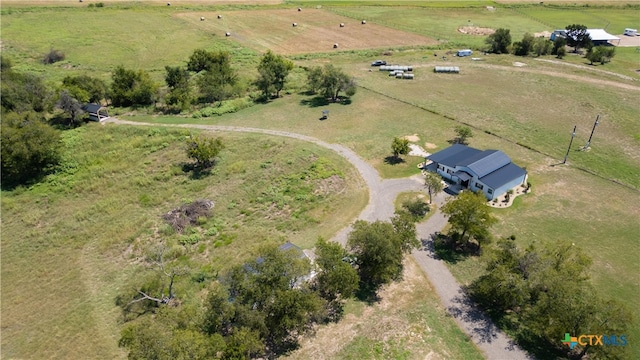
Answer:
xmin=191 ymin=98 xmax=253 ymax=118
xmin=186 ymin=136 xmax=224 ymax=169
xmin=401 ymin=198 xmax=430 ymax=221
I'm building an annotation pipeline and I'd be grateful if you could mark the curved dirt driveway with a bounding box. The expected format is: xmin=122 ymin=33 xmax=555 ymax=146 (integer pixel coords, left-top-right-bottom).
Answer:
xmin=106 ymin=118 xmax=532 ymax=359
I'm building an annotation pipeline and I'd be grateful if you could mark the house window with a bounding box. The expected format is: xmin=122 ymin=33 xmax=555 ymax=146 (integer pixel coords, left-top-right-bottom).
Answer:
xmin=476 ymin=183 xmax=483 ymax=190
xmin=447 ymin=169 xmax=452 ymax=174
xmin=487 ymin=188 xmax=493 ymax=194
xmin=438 ymin=165 xmax=443 ymax=170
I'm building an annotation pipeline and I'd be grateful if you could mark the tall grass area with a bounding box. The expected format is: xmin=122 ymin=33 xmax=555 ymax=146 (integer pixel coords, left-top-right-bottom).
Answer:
xmin=0 ymin=124 xmax=367 ymax=359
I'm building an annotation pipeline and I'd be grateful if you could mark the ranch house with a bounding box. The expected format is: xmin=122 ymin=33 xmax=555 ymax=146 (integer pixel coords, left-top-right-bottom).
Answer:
xmin=427 ymin=144 xmax=527 ymax=200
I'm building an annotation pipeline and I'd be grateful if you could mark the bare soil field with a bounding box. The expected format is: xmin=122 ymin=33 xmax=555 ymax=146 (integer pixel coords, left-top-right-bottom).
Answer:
xmin=174 ymin=9 xmax=438 ymax=55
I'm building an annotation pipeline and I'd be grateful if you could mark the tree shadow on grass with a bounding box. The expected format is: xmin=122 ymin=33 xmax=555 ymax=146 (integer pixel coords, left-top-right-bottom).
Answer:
xmin=300 ymin=96 xmax=330 ymax=108
xmin=431 ymin=233 xmax=478 ymax=264
xmin=355 ymin=282 xmax=381 ymax=305
xmin=181 ymin=162 xmax=212 ymax=180
xmin=384 ymin=156 xmax=405 ymax=165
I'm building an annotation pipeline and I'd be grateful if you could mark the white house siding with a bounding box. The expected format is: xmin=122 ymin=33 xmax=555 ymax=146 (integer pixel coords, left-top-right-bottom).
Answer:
xmin=490 ymin=174 xmax=527 ymax=200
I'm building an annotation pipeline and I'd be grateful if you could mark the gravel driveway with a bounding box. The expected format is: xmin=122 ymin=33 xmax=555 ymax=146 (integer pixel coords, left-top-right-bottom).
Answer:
xmin=107 ymin=118 xmax=532 ymax=359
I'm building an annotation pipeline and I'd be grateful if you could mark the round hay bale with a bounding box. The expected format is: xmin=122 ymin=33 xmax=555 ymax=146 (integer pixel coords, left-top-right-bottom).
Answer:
xmin=333 ymin=43 xmax=338 ymax=48
xmin=225 ymin=32 xmax=231 ymax=37
xmin=298 ymin=7 xmax=302 ymax=11
xmin=217 ymin=15 xmax=222 ymax=19
xmin=167 ymin=2 xmax=170 ymax=6
xmin=292 ymin=23 xmax=297 ymax=27
xmin=339 ymin=23 xmax=345 ymax=27
xmin=361 ymin=20 xmax=366 ymax=24
xmin=200 ymin=17 xmax=205 ymax=21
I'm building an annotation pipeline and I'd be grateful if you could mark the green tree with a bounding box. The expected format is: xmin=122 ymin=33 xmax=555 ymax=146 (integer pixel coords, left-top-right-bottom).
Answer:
xmin=552 ymin=36 xmax=567 ymax=58
xmin=164 ymin=66 xmax=192 ymax=110
xmin=533 ymin=37 xmax=552 ymax=56
xmin=1 ymin=112 xmax=62 ymax=186
xmin=318 ymin=64 xmax=357 ymax=102
xmin=424 ymin=171 xmax=444 ymax=204
xmin=1 ymin=67 xmax=51 ymax=113
xmin=314 ymin=238 xmax=359 ymax=303
xmin=513 ymin=33 xmax=535 ymax=56
xmin=391 ymin=136 xmax=410 ymax=159
xmin=187 ymin=49 xmax=232 ymax=73
xmin=186 ymin=136 xmax=224 ymax=169
xmin=401 ymin=198 xmax=430 ymax=221
xmin=485 ymin=28 xmax=512 ymax=54
xmin=220 ymin=244 xmax=324 ymax=352
xmin=56 ymin=90 xmax=84 ymax=127
xmin=454 ymin=125 xmax=473 ymax=145
xmin=110 ymin=66 xmax=158 ymax=107
xmin=255 ymin=50 xmax=294 ymax=98
xmin=347 ymin=214 xmax=418 ymax=293
xmin=441 ymin=191 xmax=496 ymax=250
xmin=586 ymin=45 xmax=616 ymax=65
xmin=62 ymin=75 xmax=107 ymax=103
xmin=305 ymin=66 xmax=324 ymax=94
xmin=565 ymin=24 xmax=592 ymax=52
xmin=470 ymin=239 xmax=631 ymax=359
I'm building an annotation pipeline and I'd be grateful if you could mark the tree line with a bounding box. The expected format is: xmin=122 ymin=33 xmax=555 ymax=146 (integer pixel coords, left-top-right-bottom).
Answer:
xmin=484 ymin=24 xmax=615 ymax=64
xmin=0 ymin=50 xmax=357 ymax=187
xmin=117 ymin=211 xmax=419 ymax=359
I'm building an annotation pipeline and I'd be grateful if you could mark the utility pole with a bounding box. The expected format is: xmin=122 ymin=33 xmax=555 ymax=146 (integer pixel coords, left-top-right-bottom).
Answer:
xmin=563 ymin=125 xmax=577 ymax=164
xmin=583 ymin=114 xmax=600 ymax=150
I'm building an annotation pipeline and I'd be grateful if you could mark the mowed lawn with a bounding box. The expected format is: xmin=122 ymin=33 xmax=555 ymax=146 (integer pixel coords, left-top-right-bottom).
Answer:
xmin=0 ymin=125 xmax=367 ymax=359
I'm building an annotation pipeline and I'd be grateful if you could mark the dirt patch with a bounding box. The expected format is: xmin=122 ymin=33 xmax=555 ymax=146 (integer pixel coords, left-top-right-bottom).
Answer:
xmin=174 ymin=9 xmax=438 ymax=55
xmin=534 ymin=31 xmax=552 ymax=38
xmin=424 ymin=142 xmax=438 ymax=149
xmin=458 ymin=26 xmax=495 ymax=36
xmin=513 ymin=61 xmax=527 ymax=67
xmin=617 ymin=34 xmax=640 ymax=47
xmin=403 ymin=134 xmax=420 ymax=142
xmin=314 ymin=174 xmax=346 ymax=196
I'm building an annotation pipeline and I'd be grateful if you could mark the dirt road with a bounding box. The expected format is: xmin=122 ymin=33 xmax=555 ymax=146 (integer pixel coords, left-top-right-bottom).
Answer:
xmin=106 ymin=118 xmax=532 ymax=359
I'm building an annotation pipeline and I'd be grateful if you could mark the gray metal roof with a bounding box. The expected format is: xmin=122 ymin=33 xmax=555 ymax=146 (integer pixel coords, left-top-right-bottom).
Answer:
xmin=479 ymin=163 xmax=526 ymax=189
xmin=465 ymin=150 xmax=512 ymax=178
xmin=427 ymin=144 xmax=481 ymax=167
xmin=429 ymin=144 xmax=526 ymax=190
xmin=453 ymin=171 xmax=472 ymax=181
xmin=81 ymin=103 xmax=104 ymax=113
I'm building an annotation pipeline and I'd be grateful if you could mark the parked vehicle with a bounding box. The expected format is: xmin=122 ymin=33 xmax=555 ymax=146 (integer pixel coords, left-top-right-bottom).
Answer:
xmin=371 ymin=60 xmax=387 ymax=66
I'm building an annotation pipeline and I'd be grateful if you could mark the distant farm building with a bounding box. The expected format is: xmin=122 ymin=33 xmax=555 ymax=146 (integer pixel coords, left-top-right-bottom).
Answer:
xmin=427 ymin=144 xmax=527 ymax=200
xmin=551 ymin=29 xmax=621 ymax=46
xmin=81 ymin=103 xmax=109 ymax=122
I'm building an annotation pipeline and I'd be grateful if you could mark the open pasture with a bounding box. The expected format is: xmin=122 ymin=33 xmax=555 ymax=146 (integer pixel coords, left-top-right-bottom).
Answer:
xmin=0 ymin=124 xmax=368 ymax=359
xmin=174 ymin=8 xmax=438 ymax=54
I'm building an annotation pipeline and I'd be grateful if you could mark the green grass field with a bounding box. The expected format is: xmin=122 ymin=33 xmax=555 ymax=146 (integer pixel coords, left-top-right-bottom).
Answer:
xmin=2 ymin=2 xmax=640 ymax=359
xmin=0 ymin=124 xmax=368 ymax=358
